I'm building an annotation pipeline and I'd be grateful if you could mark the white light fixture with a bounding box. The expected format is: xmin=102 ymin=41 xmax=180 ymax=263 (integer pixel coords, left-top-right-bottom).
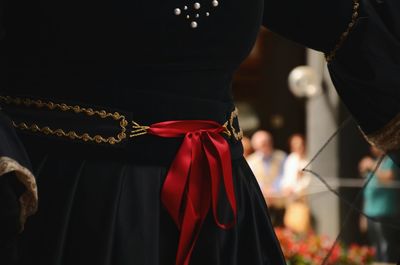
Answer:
xmin=288 ymin=66 xmax=322 ymax=98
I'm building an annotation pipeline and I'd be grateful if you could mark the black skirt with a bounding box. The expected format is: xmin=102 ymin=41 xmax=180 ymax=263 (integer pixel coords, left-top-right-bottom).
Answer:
xmin=15 ymin=133 xmax=285 ymax=265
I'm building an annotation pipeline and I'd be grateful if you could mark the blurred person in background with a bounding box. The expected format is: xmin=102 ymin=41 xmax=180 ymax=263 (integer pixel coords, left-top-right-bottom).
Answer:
xmin=359 ymin=146 xmax=400 ymax=263
xmin=281 ymin=134 xmax=311 ymax=234
xmin=247 ymin=130 xmax=286 ymax=226
xmin=281 ymin=134 xmax=310 ymax=196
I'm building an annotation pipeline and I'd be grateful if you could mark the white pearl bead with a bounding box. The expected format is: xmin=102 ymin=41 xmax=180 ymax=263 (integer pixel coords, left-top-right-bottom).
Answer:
xmin=196 ymin=14 xmax=200 ymax=18
xmin=194 ymin=2 xmax=201 ymax=9
xmin=206 ymin=12 xmax=210 ymax=16
xmin=174 ymin=8 xmax=181 ymax=15
xmin=212 ymin=0 xmax=219 ymax=7
xmin=186 ymin=15 xmax=190 ymax=19
xmin=191 ymin=21 xmax=198 ymax=28
xmin=184 ymin=5 xmax=188 ymax=10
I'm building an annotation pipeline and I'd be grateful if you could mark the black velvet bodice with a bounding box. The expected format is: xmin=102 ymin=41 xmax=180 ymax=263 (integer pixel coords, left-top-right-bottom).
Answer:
xmin=3 ymin=0 xmax=355 ymax=115
xmin=3 ymin=0 xmax=263 ymax=116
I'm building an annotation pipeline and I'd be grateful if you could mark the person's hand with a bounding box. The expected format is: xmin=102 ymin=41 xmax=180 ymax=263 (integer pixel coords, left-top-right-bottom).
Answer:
xmin=359 ymin=215 xmax=368 ymax=233
xmin=263 ymin=186 xmax=279 ymax=207
xmin=296 ymin=170 xmax=304 ymax=180
xmin=358 ymin=157 xmax=375 ymax=175
xmin=282 ymin=187 xmax=294 ymax=198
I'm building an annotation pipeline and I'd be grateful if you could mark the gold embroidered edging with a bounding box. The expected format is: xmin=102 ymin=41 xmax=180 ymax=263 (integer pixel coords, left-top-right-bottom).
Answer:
xmin=361 ymin=113 xmax=400 ymax=152
xmin=229 ymin=107 xmax=244 ymax=141
xmin=325 ymin=0 xmax=360 ymax=62
xmin=0 ymin=96 xmax=129 ymax=145
xmin=0 ymin=156 xmax=38 ymax=232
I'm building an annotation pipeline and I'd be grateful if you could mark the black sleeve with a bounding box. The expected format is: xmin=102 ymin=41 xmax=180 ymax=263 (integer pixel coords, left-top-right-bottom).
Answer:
xmin=262 ymin=0 xmax=400 ymax=153
xmin=262 ymin=0 xmax=354 ymax=53
xmin=327 ymin=0 xmax=400 ymax=150
xmin=0 ymin=2 xmax=38 ymax=264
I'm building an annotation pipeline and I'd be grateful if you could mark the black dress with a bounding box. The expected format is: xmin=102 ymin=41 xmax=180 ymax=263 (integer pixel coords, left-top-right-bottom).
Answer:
xmin=0 ymin=0 xmax=399 ymax=264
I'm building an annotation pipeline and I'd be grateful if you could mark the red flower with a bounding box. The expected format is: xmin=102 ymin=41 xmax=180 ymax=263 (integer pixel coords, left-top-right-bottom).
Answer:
xmin=274 ymin=227 xmax=375 ymax=265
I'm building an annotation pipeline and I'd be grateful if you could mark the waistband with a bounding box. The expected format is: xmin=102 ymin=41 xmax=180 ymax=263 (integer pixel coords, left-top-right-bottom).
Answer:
xmin=0 ymin=95 xmax=244 ymax=165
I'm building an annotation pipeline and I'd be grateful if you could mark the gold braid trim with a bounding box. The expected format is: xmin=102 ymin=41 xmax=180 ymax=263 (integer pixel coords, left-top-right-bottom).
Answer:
xmin=0 ymin=96 xmax=129 ymax=145
xmin=228 ymin=107 xmax=244 ymax=141
xmin=361 ymin=113 xmax=400 ymax=152
xmin=0 ymin=96 xmax=242 ymax=143
xmin=0 ymin=156 xmax=38 ymax=231
xmin=326 ymin=0 xmax=360 ymax=62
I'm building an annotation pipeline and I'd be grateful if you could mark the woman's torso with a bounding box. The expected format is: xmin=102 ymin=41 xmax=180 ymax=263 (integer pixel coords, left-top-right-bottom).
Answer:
xmin=4 ymin=0 xmax=264 ymax=119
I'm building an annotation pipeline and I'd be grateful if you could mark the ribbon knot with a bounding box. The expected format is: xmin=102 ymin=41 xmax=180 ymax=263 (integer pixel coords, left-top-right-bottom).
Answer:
xmin=147 ymin=120 xmax=238 ymax=265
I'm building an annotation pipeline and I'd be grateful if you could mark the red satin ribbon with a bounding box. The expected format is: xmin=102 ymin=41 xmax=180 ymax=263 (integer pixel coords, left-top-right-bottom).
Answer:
xmin=147 ymin=120 xmax=237 ymax=265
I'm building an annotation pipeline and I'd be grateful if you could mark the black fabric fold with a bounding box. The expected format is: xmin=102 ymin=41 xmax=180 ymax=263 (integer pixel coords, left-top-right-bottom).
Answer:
xmin=0 ymin=174 xmax=21 ymax=265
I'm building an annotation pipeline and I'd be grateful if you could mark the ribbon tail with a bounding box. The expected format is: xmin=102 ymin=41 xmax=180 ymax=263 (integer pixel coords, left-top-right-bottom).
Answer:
xmin=175 ymin=134 xmax=211 ymax=265
xmin=161 ymin=134 xmax=193 ymax=227
xmin=176 ymin=198 xmax=206 ymax=265
xmin=204 ymin=133 xmax=237 ymax=229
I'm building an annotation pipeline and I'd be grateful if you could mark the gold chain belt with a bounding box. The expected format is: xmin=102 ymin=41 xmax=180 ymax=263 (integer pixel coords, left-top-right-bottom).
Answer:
xmin=0 ymin=95 xmax=243 ymax=145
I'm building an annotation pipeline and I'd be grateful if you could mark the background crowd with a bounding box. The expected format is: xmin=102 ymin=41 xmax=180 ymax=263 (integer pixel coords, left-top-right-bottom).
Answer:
xmin=242 ymin=130 xmax=400 ymax=263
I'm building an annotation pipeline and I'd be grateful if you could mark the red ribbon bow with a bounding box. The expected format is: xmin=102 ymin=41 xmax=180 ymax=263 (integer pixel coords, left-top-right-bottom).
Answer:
xmin=148 ymin=120 xmax=238 ymax=265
